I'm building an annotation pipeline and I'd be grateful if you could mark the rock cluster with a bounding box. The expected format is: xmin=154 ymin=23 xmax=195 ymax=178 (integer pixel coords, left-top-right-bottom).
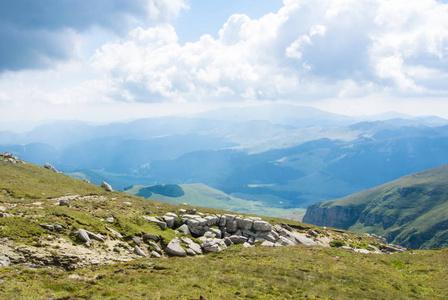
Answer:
xmin=143 ymin=210 xmax=323 ymax=257
xmin=1 ymin=152 xmax=25 ymax=164
xmin=44 ymin=163 xmax=61 ymax=173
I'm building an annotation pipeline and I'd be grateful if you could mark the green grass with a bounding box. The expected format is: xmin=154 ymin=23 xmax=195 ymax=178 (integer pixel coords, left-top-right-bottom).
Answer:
xmin=1 ymin=158 xmax=448 ymax=299
xmin=0 ymin=247 xmax=447 ymax=299
xmin=305 ymin=164 xmax=448 ymax=249
xmin=126 ymin=183 xmax=306 ymax=218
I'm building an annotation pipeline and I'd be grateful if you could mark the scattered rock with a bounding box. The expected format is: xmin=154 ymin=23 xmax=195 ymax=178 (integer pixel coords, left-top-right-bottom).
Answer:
xmin=165 ymin=238 xmax=187 ymax=257
xmin=202 ymin=239 xmax=221 ymax=253
xmin=261 ymin=241 xmax=275 ymax=247
xmin=113 ymin=247 xmax=121 ymax=253
xmin=106 ymin=217 xmax=114 ymax=223
xmin=186 ymin=248 xmax=196 ymax=256
xmin=0 ymin=254 xmax=10 ymax=267
xmin=44 ymin=163 xmax=60 ymax=173
xmin=150 ymin=251 xmax=161 ymax=258
xmin=134 ymin=246 xmax=147 ymax=257
xmin=143 ymin=216 xmax=167 ymax=230
xmin=177 ymin=224 xmax=191 ymax=235
xmin=107 ymin=227 xmax=123 ymax=238
xmin=77 ymin=229 xmax=91 ymax=245
xmin=40 ymin=224 xmax=54 ymax=231
xmin=59 ymin=200 xmax=70 ymax=207
xmin=143 ymin=233 xmax=160 ymax=242
xmin=147 ymin=241 xmax=161 ymax=253
xmin=101 ymin=181 xmax=113 ymax=192
xmin=132 ymin=236 xmax=142 ymax=246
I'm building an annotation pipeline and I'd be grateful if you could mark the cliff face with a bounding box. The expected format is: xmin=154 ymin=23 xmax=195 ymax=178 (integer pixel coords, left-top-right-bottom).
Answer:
xmin=303 ymin=204 xmax=365 ymax=230
xmin=303 ymin=164 xmax=448 ymax=249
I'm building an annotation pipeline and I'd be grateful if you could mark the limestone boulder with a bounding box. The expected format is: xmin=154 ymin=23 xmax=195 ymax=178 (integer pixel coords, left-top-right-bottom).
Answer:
xmin=165 ymin=239 xmax=187 ymax=257
xmin=253 ymin=221 xmax=271 ymax=232
xmin=134 ymin=246 xmax=147 ymax=257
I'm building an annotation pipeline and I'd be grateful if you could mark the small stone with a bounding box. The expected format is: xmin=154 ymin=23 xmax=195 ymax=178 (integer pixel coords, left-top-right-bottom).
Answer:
xmin=177 ymin=224 xmax=191 ymax=235
xmin=59 ymin=200 xmax=70 ymax=207
xmin=261 ymin=241 xmax=275 ymax=247
xmin=113 ymin=247 xmax=121 ymax=253
xmin=148 ymin=241 xmax=162 ymax=253
xmin=186 ymin=248 xmax=196 ymax=256
xmin=150 ymin=251 xmax=161 ymax=258
xmin=143 ymin=233 xmax=160 ymax=242
xmin=78 ymin=229 xmax=91 ymax=245
xmin=106 ymin=217 xmax=114 ymax=223
xmin=132 ymin=236 xmax=142 ymax=246
xmin=134 ymin=246 xmax=147 ymax=257
xmin=40 ymin=224 xmax=54 ymax=231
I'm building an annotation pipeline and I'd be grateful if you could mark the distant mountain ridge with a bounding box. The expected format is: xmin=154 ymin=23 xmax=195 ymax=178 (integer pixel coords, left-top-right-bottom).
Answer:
xmin=303 ymin=165 xmax=448 ymax=249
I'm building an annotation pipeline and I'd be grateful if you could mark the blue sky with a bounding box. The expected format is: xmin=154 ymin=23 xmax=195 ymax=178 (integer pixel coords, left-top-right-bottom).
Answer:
xmin=1 ymin=0 xmax=448 ymax=126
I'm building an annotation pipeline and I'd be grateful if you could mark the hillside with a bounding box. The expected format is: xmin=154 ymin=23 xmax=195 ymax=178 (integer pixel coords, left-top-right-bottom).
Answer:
xmin=2 ymin=153 xmax=447 ymax=298
xmin=125 ymin=183 xmax=306 ymax=219
xmin=303 ymin=165 xmax=448 ymax=249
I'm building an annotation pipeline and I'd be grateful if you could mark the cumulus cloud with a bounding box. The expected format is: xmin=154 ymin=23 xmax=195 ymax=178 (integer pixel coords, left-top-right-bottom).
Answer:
xmin=0 ymin=0 xmax=188 ymax=72
xmin=90 ymin=0 xmax=448 ymax=104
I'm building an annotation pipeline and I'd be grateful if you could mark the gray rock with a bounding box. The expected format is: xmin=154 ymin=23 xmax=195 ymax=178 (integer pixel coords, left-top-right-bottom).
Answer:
xmin=278 ymin=236 xmax=295 ymax=246
xmin=44 ymin=163 xmax=60 ymax=173
xmin=148 ymin=241 xmax=161 ymax=253
xmin=264 ymin=233 xmax=277 ymax=243
xmin=101 ymin=181 xmax=113 ymax=192
xmin=339 ymin=246 xmax=354 ymax=250
xmin=177 ymin=224 xmax=191 ymax=235
xmin=354 ymin=249 xmax=371 ymax=254
xmin=54 ymin=225 xmax=64 ymax=231
xmin=189 ymin=242 xmax=203 ymax=255
xmin=209 ymin=228 xmax=221 ymax=238
xmin=261 ymin=241 xmax=275 ymax=247
xmin=163 ymin=216 xmax=176 ymax=228
xmin=143 ymin=216 xmax=167 ymax=230
xmin=243 ymin=242 xmax=253 ymax=248
xmin=223 ymin=237 xmax=233 ymax=247
xmin=219 ymin=215 xmax=227 ymax=227
xmin=85 ymin=230 xmax=105 ymax=242
xmin=150 ymin=251 xmax=162 ymax=258
xmin=134 ymin=246 xmax=147 ymax=257
xmin=178 ymin=209 xmax=186 ymax=215
xmin=165 ymin=212 xmax=178 ymax=220
xmin=186 ymin=209 xmax=197 ymax=215
xmin=106 ymin=217 xmax=114 ymax=223
xmin=228 ymin=235 xmax=248 ymax=244
xmin=0 ymin=254 xmax=10 ymax=267
xmin=226 ymin=220 xmax=238 ymax=233
xmin=132 ymin=236 xmax=142 ymax=246
xmin=83 ymin=179 xmax=91 ymax=183
xmin=186 ymin=248 xmax=196 ymax=256
xmin=78 ymin=229 xmax=91 ymax=245
xmin=113 ymin=247 xmax=121 ymax=253
xmin=59 ymin=200 xmax=70 ymax=207
xmin=107 ymin=227 xmax=123 ymax=238
xmin=40 ymin=224 xmax=54 ymax=231
xmin=253 ymin=221 xmax=271 ymax=232
xmin=143 ymin=233 xmax=160 ymax=242
xmin=165 ymin=238 xmax=187 ymax=257
xmin=202 ymin=239 xmax=221 ymax=253
xmin=204 ymin=216 xmax=219 ymax=226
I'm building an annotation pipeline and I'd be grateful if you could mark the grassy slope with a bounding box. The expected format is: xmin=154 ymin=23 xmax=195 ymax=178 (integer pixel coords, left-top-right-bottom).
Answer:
xmin=1 ymin=159 xmax=448 ymax=299
xmin=307 ymin=165 xmax=448 ymax=249
xmin=1 ymin=247 xmax=447 ymax=299
xmin=126 ymin=183 xmax=306 ymax=219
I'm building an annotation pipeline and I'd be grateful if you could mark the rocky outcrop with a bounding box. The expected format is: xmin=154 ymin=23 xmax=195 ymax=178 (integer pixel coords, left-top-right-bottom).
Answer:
xmin=44 ymin=163 xmax=60 ymax=173
xmin=101 ymin=181 xmax=113 ymax=192
xmin=303 ymin=203 xmax=365 ymax=229
xmin=165 ymin=238 xmax=186 ymax=257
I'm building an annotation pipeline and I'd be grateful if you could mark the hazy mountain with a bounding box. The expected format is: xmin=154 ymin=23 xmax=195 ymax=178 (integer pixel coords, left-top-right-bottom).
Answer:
xmin=303 ymin=165 xmax=448 ymax=249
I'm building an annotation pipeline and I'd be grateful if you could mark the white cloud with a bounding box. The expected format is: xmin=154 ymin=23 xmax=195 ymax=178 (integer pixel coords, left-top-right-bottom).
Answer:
xmin=2 ymin=0 xmax=448 ymax=123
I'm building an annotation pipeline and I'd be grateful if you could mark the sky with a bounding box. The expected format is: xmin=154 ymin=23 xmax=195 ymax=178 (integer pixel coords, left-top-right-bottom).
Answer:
xmin=1 ymin=0 xmax=448 ymax=127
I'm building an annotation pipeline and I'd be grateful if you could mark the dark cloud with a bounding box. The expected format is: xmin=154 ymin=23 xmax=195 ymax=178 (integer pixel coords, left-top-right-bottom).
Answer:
xmin=0 ymin=0 xmax=150 ymax=72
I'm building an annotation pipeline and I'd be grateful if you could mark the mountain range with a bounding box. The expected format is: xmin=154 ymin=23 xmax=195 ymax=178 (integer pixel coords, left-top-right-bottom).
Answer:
xmin=2 ymin=104 xmax=448 ymax=214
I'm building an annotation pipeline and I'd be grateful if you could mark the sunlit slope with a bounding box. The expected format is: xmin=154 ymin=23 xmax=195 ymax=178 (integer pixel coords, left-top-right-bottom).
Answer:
xmin=304 ymin=164 xmax=448 ymax=249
